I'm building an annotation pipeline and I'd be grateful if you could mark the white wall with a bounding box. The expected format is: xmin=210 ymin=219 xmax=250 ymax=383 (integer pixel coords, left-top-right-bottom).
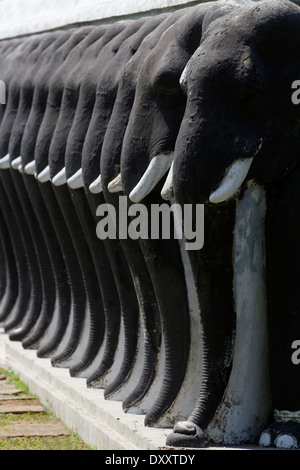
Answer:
xmin=2 ymin=0 xmax=299 ymax=40
xmin=0 ymin=0 xmax=205 ymax=39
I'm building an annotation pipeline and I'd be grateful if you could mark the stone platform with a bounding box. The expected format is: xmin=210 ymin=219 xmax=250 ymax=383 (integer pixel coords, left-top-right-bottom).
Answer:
xmin=0 ymin=328 xmax=267 ymax=451
xmin=0 ymin=328 xmax=174 ymax=450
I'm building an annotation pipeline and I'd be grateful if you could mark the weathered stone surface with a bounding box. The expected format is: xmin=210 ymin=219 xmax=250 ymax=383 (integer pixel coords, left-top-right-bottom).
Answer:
xmin=0 ymin=423 xmax=69 ymax=438
xmin=0 ymin=404 xmax=45 ymax=413
xmin=0 ymin=386 xmax=23 ymax=395
xmin=0 ymin=394 xmax=36 ymax=401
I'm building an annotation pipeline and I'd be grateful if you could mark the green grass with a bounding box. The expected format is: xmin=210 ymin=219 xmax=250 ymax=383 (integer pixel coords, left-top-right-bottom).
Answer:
xmin=0 ymin=368 xmax=92 ymax=450
xmin=0 ymin=434 xmax=92 ymax=450
xmin=1 ymin=368 xmax=35 ymax=397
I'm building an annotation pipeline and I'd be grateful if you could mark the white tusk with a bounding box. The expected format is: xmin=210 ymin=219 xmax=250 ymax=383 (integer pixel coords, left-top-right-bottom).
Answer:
xmin=161 ymin=160 xmax=174 ymax=200
xmin=67 ymin=168 xmax=83 ymax=189
xmin=52 ymin=167 xmax=66 ymax=186
xmin=24 ymin=160 xmax=36 ymax=175
xmin=0 ymin=154 xmax=10 ymax=169
xmin=108 ymin=173 xmax=123 ymax=193
xmin=89 ymin=174 xmax=102 ymax=194
xmin=11 ymin=156 xmax=22 ymax=170
xmin=18 ymin=164 xmax=23 ymax=173
xmin=37 ymin=165 xmax=50 ymax=183
xmin=209 ymin=157 xmax=254 ymax=204
xmin=129 ymin=152 xmax=174 ymax=203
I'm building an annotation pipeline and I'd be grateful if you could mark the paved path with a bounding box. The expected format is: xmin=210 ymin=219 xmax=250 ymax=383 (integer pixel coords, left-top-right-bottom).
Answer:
xmin=0 ymin=373 xmax=69 ymax=439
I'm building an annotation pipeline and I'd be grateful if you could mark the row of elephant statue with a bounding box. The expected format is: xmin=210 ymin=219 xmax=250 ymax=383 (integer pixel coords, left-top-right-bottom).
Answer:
xmin=0 ymin=0 xmax=299 ymax=449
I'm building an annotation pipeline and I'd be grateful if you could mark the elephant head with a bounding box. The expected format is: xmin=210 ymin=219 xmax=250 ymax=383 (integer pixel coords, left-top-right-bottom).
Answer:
xmin=172 ymin=0 xmax=300 ymax=205
xmin=166 ymin=0 xmax=300 ymax=448
xmin=120 ymin=4 xmax=213 ymax=201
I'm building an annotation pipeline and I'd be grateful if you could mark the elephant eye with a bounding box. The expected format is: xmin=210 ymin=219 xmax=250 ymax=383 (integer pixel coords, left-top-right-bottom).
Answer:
xmin=152 ymin=73 xmax=184 ymax=107
xmin=154 ymin=87 xmax=184 ymax=109
xmin=156 ymin=88 xmax=174 ymax=100
xmin=239 ymin=87 xmax=263 ymax=110
xmin=223 ymin=79 xmax=262 ymax=108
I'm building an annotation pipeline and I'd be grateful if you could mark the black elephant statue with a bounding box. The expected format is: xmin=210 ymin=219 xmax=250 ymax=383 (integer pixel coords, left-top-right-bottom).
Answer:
xmin=165 ymin=0 xmax=300 ymax=448
xmin=118 ymin=0 xmax=300 ymax=448
xmin=0 ymin=0 xmax=299 ymax=450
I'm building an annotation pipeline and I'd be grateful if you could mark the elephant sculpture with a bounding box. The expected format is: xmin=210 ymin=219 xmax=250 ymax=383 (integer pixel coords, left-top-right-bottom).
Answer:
xmin=0 ymin=0 xmax=299 ymax=450
xmin=119 ymin=0 xmax=300 ymax=447
xmin=165 ymin=0 xmax=300 ymax=448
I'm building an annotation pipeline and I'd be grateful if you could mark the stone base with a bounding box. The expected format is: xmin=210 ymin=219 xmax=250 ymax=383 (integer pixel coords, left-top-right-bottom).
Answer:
xmin=0 ymin=328 xmax=171 ymax=450
xmin=0 ymin=329 xmax=270 ymax=451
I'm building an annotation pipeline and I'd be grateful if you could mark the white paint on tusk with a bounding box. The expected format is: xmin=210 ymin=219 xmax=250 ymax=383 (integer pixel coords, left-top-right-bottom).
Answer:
xmin=108 ymin=173 xmax=123 ymax=193
xmin=207 ymin=184 xmax=270 ymax=445
xmin=0 ymin=154 xmax=10 ymax=169
xmin=52 ymin=166 xmax=66 ymax=186
xmin=161 ymin=160 xmax=174 ymax=200
xmin=209 ymin=157 xmax=253 ymax=204
xmin=129 ymin=152 xmax=174 ymax=203
xmin=37 ymin=165 xmax=50 ymax=183
xmin=67 ymin=168 xmax=83 ymax=189
xmin=179 ymin=65 xmax=188 ymax=95
xmin=11 ymin=156 xmax=22 ymax=170
xmin=24 ymin=160 xmax=36 ymax=175
xmin=89 ymin=174 xmax=102 ymax=194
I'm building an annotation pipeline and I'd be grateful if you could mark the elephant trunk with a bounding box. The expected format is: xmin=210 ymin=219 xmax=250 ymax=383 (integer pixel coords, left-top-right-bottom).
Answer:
xmin=167 ymin=200 xmax=236 ymax=447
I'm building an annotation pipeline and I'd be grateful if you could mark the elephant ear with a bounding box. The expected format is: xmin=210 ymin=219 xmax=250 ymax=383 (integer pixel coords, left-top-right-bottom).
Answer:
xmin=251 ymin=1 xmax=300 ymax=86
xmin=252 ymin=1 xmax=300 ymax=55
xmin=252 ymin=3 xmax=300 ymax=139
